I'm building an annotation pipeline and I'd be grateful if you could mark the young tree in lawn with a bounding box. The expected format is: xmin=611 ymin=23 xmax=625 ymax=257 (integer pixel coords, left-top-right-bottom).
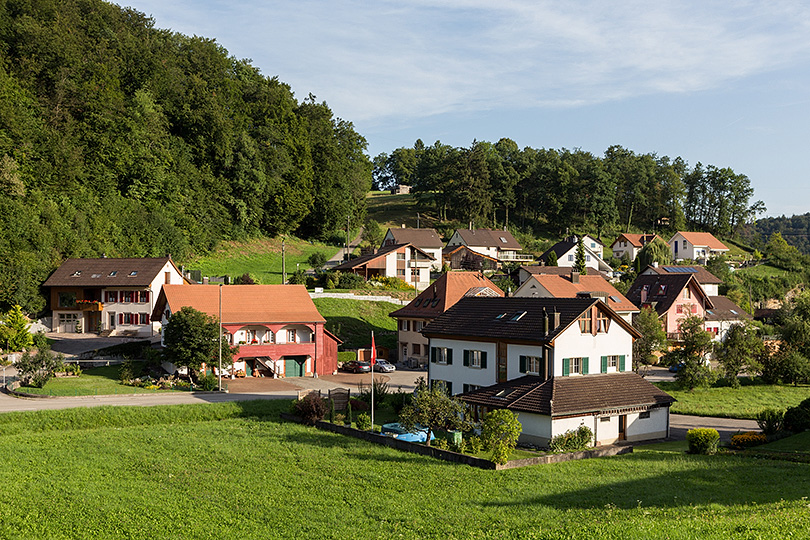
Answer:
xmin=632 ymin=306 xmax=668 ymax=372
xmin=574 ymin=237 xmax=586 ymax=274
xmin=399 ymin=378 xmax=469 ymax=446
xmin=361 ymin=219 xmax=384 ymax=250
xmin=307 ymin=251 xmax=328 ymax=272
xmin=162 ymin=306 xmax=235 ymax=379
xmin=634 ymin=237 xmax=672 ymax=273
xmin=481 ymin=409 xmax=522 ymax=465
xmin=716 ymin=322 xmax=765 ymax=388
xmin=666 ymin=315 xmax=715 ymax=390
xmin=546 ymin=250 xmax=558 ymax=267
xmin=2 ymin=305 xmax=32 ymax=352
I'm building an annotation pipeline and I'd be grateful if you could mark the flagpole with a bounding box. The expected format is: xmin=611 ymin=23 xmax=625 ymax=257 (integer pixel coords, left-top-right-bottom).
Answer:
xmin=370 ymin=331 xmax=375 ymax=431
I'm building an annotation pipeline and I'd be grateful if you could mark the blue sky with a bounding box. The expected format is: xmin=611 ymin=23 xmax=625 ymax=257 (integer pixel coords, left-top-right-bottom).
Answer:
xmin=125 ymin=0 xmax=810 ymax=217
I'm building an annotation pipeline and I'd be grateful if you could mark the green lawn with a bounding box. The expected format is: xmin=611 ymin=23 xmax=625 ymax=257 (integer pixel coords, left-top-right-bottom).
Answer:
xmin=754 ymin=431 xmax=810 ymax=455
xmin=313 ymin=297 xmax=399 ymax=350
xmin=15 ymin=363 xmax=182 ymax=396
xmin=733 ymin=262 xmax=795 ymax=279
xmin=656 ymin=380 xmax=810 ymax=419
xmin=1 ymin=401 xmax=809 ymax=539
xmin=181 ymin=236 xmax=337 ymax=284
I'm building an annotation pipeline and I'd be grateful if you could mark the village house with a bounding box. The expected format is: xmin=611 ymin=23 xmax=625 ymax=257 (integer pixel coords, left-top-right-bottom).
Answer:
xmin=442 ymin=244 xmax=500 ymax=271
xmin=625 ymin=273 xmax=713 ymax=339
xmin=389 ymin=272 xmax=502 ymax=367
xmin=43 ymin=256 xmax=187 ymax=336
xmin=381 ymin=227 xmax=444 ymax=270
xmin=152 ymin=284 xmax=341 ymax=378
xmin=333 ymin=242 xmax=435 ymax=290
xmin=668 ymin=232 xmax=729 ymax=263
xmin=610 ymin=233 xmax=663 ymax=261
xmin=513 ymin=265 xmax=610 ymax=288
xmin=537 ymin=236 xmax=613 ymax=275
xmin=445 ymin=228 xmax=531 ymax=264
xmin=421 ymin=297 xmax=674 ymax=446
xmin=640 ymin=264 xmax=723 ymax=296
xmin=513 ymin=271 xmax=639 ymax=323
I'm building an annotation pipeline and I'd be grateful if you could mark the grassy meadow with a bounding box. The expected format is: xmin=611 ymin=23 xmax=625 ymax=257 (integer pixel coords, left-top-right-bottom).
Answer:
xmin=313 ymin=297 xmax=400 ymax=350
xmin=0 ymin=401 xmax=809 ymax=539
xmin=657 ymin=380 xmax=810 ymax=419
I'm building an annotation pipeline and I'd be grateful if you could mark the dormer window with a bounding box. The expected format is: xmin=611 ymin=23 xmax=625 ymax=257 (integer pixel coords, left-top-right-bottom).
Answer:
xmin=109 ymin=271 xmax=118 ymax=277
xmin=657 ymin=284 xmax=667 ymax=295
xmin=128 ymin=271 xmax=138 ymax=277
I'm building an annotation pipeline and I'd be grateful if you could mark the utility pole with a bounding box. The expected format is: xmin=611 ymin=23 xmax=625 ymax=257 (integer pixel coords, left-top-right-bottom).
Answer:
xmin=417 ymin=212 xmax=420 ymax=228
xmin=282 ymin=236 xmax=287 ymax=283
xmin=218 ymin=283 xmax=222 ymax=392
xmin=346 ymin=214 xmax=350 ymax=262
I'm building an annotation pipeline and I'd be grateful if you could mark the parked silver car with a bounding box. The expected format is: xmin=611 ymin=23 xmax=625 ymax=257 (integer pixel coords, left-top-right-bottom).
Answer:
xmin=373 ymin=359 xmax=396 ymax=373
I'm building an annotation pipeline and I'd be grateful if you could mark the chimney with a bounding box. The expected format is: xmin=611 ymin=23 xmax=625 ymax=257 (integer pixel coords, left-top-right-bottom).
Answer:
xmin=641 ymin=289 xmax=647 ymax=303
xmin=552 ymin=309 xmax=561 ymax=330
xmin=571 ymin=270 xmax=580 ymax=284
xmin=543 ymin=308 xmax=549 ymax=335
xmin=203 ymin=277 xmax=209 ymax=285
xmin=653 ymin=261 xmax=659 ymax=268
xmin=401 ymin=224 xmax=406 ymax=228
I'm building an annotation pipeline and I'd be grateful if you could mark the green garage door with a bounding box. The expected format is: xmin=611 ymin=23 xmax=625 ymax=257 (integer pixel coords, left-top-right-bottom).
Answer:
xmin=284 ymin=356 xmax=306 ymax=377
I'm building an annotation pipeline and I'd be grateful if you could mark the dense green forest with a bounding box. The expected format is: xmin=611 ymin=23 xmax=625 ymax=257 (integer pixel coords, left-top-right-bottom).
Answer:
xmin=0 ymin=0 xmax=372 ymax=313
xmin=374 ymin=141 xmax=765 ymax=241
xmin=749 ymin=214 xmax=810 ymax=255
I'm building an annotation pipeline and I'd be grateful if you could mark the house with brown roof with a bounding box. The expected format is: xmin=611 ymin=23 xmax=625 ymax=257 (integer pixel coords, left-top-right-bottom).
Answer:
xmin=610 ymin=234 xmax=663 ymax=261
xmin=704 ymin=296 xmax=752 ymax=342
xmin=668 ymin=232 xmax=729 ymax=263
xmin=389 ymin=272 xmax=502 ymax=367
xmin=514 ymin=265 xmax=610 ymax=287
xmin=382 ymin=227 xmax=444 ymax=270
xmin=442 ymin=245 xmax=500 ymax=271
xmin=625 ymin=273 xmax=713 ymax=338
xmin=43 ymin=257 xmax=187 ymax=336
xmin=641 ymin=264 xmax=723 ymax=296
xmin=152 ymin=284 xmax=340 ymax=378
xmin=333 ymin=242 xmax=435 ymax=290
xmin=513 ymin=271 xmax=639 ymax=322
xmin=445 ymin=228 xmax=531 ymax=263
xmin=421 ymin=297 xmax=673 ymax=445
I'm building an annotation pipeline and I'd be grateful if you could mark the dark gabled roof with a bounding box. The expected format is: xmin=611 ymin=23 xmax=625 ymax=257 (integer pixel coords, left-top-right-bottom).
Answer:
xmin=421 ymin=296 xmax=639 ymax=343
xmin=453 ymin=229 xmax=522 ymax=250
xmin=519 ymin=265 xmax=609 ymax=279
xmin=384 ymin=228 xmax=443 ymax=249
xmin=43 ymin=257 xmax=178 ymax=288
xmin=644 ymin=265 xmax=722 ymax=285
xmin=389 ymin=272 xmax=503 ymax=319
xmin=333 ymin=243 xmax=434 ymax=271
xmin=626 ymin=274 xmax=713 ymax=317
xmin=537 ymin=239 xmax=578 ymax=263
xmin=705 ymin=296 xmax=752 ymax=322
xmin=460 ymin=373 xmax=675 ymax=417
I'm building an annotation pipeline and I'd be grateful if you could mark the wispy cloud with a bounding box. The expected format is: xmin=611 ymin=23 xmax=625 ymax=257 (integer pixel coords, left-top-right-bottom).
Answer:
xmin=129 ymin=0 xmax=810 ymax=123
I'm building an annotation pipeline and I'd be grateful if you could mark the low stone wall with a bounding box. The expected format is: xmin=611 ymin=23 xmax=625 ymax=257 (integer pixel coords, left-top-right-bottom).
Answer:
xmin=280 ymin=412 xmax=633 ymax=470
xmin=308 ymin=292 xmax=407 ymax=305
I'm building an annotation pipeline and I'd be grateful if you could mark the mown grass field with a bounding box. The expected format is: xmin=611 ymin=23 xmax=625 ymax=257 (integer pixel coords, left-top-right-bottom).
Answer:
xmin=0 ymin=401 xmax=809 ymax=539
xmin=181 ymin=236 xmax=336 ymax=284
xmin=657 ymin=380 xmax=810 ymax=419
xmin=313 ymin=297 xmax=399 ymax=350
xmin=755 ymin=431 xmax=810 ymax=454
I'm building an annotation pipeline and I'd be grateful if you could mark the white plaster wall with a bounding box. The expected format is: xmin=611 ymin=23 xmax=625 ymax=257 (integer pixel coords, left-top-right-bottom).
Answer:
xmin=385 ymin=252 xmax=397 ymax=278
xmin=516 ymin=413 xmax=552 ymax=444
xmin=625 ymin=408 xmax=669 ymax=441
xmin=428 ymin=337 xmax=497 ymax=393
xmin=506 ymin=343 xmax=547 ymax=379
xmin=552 ymin=317 xmax=633 ymax=376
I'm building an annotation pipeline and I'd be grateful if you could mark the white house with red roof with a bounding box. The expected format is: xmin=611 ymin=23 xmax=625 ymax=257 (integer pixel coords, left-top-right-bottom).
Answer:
xmin=610 ymin=233 xmax=663 ymax=261
xmin=381 ymin=227 xmax=444 ymax=270
xmin=333 ymin=242 xmax=435 ymax=290
xmin=446 ymin=228 xmax=531 ymax=263
xmin=152 ymin=284 xmax=341 ymax=378
xmin=668 ymin=232 xmax=729 ymax=263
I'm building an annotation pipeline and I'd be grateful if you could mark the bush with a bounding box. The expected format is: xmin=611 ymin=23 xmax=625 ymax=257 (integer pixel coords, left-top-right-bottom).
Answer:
xmin=198 ymin=373 xmax=218 ymax=391
xmin=349 ymin=398 xmax=369 ymax=411
xmin=357 ymin=378 xmax=389 ymax=405
xmin=119 ymin=358 xmax=137 ymax=384
xmin=355 ymin=412 xmax=372 ymax=431
xmin=783 ymin=398 xmax=810 ymax=433
xmin=31 ymin=331 xmax=49 ymax=351
xmin=756 ymin=408 xmax=785 ymax=436
xmin=294 ymin=393 xmax=329 ymax=425
xmin=549 ymin=425 xmax=593 ymax=453
xmin=467 ymin=435 xmax=483 ymax=454
xmin=432 ymin=437 xmax=449 ymax=450
xmin=481 ymin=409 xmax=523 ymax=464
xmin=730 ymin=431 xmax=767 ymax=449
xmin=686 ymin=428 xmax=720 ymax=455
xmin=388 ymin=388 xmax=412 ymax=415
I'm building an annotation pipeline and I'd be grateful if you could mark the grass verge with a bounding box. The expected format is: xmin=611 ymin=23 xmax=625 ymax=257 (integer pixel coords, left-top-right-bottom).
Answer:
xmin=313 ymin=297 xmax=399 ymax=350
xmin=14 ymin=363 xmax=181 ymax=396
xmin=1 ymin=401 xmax=809 ymax=539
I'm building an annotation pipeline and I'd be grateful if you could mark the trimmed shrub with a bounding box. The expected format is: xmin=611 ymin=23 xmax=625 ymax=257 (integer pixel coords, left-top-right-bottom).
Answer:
xmin=549 ymin=425 xmax=593 ymax=453
xmin=355 ymin=412 xmax=372 ymax=431
xmin=756 ymin=408 xmax=785 ymax=437
xmin=432 ymin=437 xmax=449 ymax=450
xmin=730 ymin=431 xmax=767 ymax=449
xmin=198 ymin=373 xmax=218 ymax=391
xmin=687 ymin=428 xmax=720 ymax=455
xmin=783 ymin=398 xmax=810 ymax=433
xmin=294 ymin=393 xmax=329 ymax=425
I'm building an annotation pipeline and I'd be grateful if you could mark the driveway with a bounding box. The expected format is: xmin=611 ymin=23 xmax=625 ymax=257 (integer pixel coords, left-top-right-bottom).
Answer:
xmin=669 ymin=414 xmax=759 ymax=442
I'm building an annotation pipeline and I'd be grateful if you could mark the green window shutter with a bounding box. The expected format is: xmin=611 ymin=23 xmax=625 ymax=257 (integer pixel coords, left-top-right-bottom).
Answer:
xmin=431 ymin=347 xmax=437 ymax=363
xmin=447 ymin=349 xmax=453 ymax=365
xmin=619 ymin=355 xmax=626 ymax=372
xmin=463 ymin=350 xmax=470 ymax=367
xmin=601 ymin=356 xmax=608 ymax=373
xmin=519 ymin=355 xmax=526 ymax=373
xmin=563 ymin=358 xmax=570 ymax=376
xmin=582 ymin=357 xmax=589 ymax=374
xmin=481 ymin=351 xmax=487 ymax=369
xmin=446 ymin=382 xmax=453 ymax=395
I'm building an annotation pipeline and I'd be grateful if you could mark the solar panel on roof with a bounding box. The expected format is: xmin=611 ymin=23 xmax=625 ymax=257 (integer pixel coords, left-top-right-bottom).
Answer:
xmin=663 ymin=266 xmax=697 ymax=273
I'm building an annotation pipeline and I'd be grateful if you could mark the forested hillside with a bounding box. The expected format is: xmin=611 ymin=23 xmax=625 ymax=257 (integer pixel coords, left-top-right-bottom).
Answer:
xmin=0 ymin=0 xmax=371 ymax=313
xmin=751 ymin=214 xmax=810 ymax=255
xmin=374 ymin=141 xmax=764 ymax=241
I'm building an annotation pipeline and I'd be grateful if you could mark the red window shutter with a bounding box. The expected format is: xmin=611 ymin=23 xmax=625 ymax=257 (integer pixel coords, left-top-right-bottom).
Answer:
xmin=119 ymin=313 xmax=124 ymax=325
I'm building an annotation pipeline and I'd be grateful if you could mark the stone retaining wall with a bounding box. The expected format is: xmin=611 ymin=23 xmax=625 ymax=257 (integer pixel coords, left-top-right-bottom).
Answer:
xmin=308 ymin=292 xmax=407 ymax=305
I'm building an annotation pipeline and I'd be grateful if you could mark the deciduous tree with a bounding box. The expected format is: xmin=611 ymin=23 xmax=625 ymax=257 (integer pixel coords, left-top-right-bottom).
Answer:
xmin=162 ymin=306 xmax=235 ymax=378
xmin=399 ymin=378 xmax=469 ymax=446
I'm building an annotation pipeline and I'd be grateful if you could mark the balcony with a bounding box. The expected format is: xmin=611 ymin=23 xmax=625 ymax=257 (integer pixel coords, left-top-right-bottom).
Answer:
xmin=76 ymin=300 xmax=104 ymax=312
xmin=408 ymin=259 xmax=432 ymax=268
xmin=498 ymin=252 xmax=535 ymax=262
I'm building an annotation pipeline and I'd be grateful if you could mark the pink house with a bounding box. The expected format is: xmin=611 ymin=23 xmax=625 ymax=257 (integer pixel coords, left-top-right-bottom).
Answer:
xmin=626 ymin=273 xmax=713 ymax=338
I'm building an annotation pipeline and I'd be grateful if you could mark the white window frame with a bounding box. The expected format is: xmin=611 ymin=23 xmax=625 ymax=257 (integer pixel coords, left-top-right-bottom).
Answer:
xmin=526 ymin=355 xmax=541 ymax=375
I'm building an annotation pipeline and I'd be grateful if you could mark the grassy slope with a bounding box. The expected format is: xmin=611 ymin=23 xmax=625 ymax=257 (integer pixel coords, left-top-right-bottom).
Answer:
xmin=656 ymin=380 xmax=810 ymax=419
xmin=756 ymin=431 xmax=810 ymax=454
xmin=181 ymin=236 xmax=337 ymax=284
xmin=0 ymin=402 xmax=809 ymax=539
xmin=313 ymin=297 xmax=399 ymax=350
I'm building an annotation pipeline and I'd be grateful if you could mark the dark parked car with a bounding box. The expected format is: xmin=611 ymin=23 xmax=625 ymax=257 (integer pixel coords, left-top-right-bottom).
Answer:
xmin=341 ymin=360 xmax=371 ymax=373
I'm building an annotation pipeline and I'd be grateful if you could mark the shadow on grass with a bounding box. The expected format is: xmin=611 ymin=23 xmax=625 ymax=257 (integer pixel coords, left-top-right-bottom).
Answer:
xmin=482 ymin=451 xmax=810 ymax=510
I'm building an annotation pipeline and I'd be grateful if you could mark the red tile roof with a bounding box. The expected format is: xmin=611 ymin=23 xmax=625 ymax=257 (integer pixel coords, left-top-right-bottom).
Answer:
xmin=519 ymin=274 xmax=638 ymax=313
xmin=152 ymin=284 xmax=325 ymax=324
xmin=389 ymin=272 xmax=503 ymax=319
xmin=673 ymin=232 xmax=729 ymax=251
xmin=611 ymin=233 xmax=663 ymax=248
